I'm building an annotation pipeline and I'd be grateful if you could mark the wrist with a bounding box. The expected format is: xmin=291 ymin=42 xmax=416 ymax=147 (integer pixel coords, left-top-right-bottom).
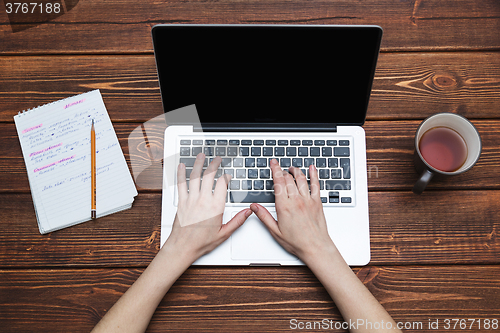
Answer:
xmin=300 ymin=240 xmax=344 ymax=271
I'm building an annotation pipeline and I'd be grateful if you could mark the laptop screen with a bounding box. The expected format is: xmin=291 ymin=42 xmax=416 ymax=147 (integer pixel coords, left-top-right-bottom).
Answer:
xmin=152 ymin=25 xmax=382 ymax=127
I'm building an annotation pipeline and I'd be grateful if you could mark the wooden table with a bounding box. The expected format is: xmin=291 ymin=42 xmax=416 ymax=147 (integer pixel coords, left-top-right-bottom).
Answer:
xmin=1 ymin=1 xmax=499 ymax=332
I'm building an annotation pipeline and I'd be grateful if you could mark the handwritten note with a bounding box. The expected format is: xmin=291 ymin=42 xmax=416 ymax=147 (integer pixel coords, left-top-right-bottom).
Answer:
xmin=14 ymin=90 xmax=138 ymax=234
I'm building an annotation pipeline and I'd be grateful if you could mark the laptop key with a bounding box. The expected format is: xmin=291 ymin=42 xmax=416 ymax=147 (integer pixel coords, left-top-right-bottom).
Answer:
xmin=229 ymin=191 xmax=275 ymax=203
xmin=242 ymin=180 xmax=252 ymax=190
xmin=239 ymin=147 xmax=249 ymax=156
xmin=204 ymin=147 xmax=214 ymax=156
xmin=322 ymin=147 xmax=332 ymax=156
xmin=339 ymin=140 xmax=350 ymax=146
xmin=230 ymin=180 xmax=240 ymax=190
xmin=251 ymin=147 xmax=261 ymax=156
xmin=334 ymin=147 xmax=350 ymax=157
xmin=316 ymin=158 xmax=326 ymax=168
xmin=292 ymin=158 xmax=303 ymax=167
xmin=245 ymin=158 xmax=255 ymax=167
xmin=318 ymin=169 xmax=329 ymax=179
xmin=302 ymin=140 xmax=313 ymax=146
xmin=215 ymin=147 xmax=226 ymax=156
xmin=327 ymin=140 xmax=337 ymax=146
xmin=260 ymin=169 xmax=271 ymax=179
xmin=298 ymin=147 xmax=308 ymax=156
xmin=325 ymin=180 xmax=351 ymax=190
xmin=263 ymin=147 xmax=273 ymax=156
xmin=257 ymin=158 xmax=267 ymax=167
xmin=236 ymin=169 xmax=246 ymax=178
xmin=248 ymin=169 xmax=258 ymax=178
xmin=328 ymin=158 xmax=338 ymax=168
xmin=180 ymin=158 xmax=196 ymax=167
xmin=254 ymin=180 xmax=264 ymax=190
xmin=280 ymin=158 xmax=291 ymax=167
xmin=340 ymin=158 xmax=351 ymax=179
xmin=304 ymin=158 xmax=315 ymax=167
xmin=331 ymin=169 xmax=342 ymax=179
xmin=233 ymin=158 xmax=243 ymax=167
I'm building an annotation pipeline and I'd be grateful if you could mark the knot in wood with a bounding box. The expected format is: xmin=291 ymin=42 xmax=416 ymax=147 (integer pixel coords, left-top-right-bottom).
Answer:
xmin=432 ymin=72 xmax=458 ymax=90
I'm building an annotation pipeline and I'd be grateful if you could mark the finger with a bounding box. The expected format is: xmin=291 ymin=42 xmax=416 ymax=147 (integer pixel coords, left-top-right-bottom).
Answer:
xmin=290 ymin=166 xmax=309 ymax=197
xmin=250 ymin=203 xmax=281 ymax=236
xmin=177 ymin=163 xmax=188 ymax=202
xmin=214 ymin=173 xmax=231 ymax=202
xmin=189 ymin=153 xmax=205 ymax=193
xmin=201 ymin=156 xmax=221 ymax=193
xmin=270 ymin=159 xmax=287 ymax=199
xmin=220 ymin=208 xmax=252 ymax=239
xmin=309 ymin=164 xmax=321 ymax=199
xmin=283 ymin=170 xmax=299 ymax=197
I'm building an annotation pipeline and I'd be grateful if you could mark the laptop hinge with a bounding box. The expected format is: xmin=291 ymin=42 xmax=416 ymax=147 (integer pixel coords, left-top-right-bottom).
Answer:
xmin=193 ymin=123 xmax=337 ymax=132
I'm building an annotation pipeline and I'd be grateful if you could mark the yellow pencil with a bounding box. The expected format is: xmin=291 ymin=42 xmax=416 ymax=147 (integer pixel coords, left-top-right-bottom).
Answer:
xmin=91 ymin=119 xmax=96 ymax=219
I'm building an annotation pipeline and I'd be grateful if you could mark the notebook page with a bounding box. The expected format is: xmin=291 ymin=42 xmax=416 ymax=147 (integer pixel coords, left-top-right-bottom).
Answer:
xmin=14 ymin=90 xmax=137 ymax=233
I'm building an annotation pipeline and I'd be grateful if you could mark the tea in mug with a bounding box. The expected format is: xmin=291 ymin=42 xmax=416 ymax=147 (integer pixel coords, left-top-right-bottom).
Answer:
xmin=419 ymin=126 xmax=468 ymax=172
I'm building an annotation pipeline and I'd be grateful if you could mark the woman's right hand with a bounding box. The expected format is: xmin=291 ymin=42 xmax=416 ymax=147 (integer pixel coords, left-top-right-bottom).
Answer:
xmin=250 ymin=159 xmax=337 ymax=264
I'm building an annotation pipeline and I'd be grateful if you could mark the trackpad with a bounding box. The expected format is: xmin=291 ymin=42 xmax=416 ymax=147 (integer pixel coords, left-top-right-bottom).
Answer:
xmin=230 ymin=211 xmax=298 ymax=262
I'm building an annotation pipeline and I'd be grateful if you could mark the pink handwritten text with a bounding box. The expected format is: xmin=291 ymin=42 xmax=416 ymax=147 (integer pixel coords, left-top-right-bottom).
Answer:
xmin=34 ymin=155 xmax=75 ymax=173
xmin=22 ymin=123 xmax=42 ymax=134
xmin=64 ymin=98 xmax=85 ymax=109
xmin=29 ymin=143 xmax=62 ymax=157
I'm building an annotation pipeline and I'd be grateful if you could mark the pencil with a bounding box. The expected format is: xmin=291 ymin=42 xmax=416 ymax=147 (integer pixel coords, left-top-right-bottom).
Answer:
xmin=91 ymin=119 xmax=96 ymax=219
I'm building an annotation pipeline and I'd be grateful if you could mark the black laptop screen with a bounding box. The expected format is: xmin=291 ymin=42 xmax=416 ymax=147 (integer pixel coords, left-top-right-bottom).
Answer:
xmin=152 ymin=25 xmax=382 ymax=127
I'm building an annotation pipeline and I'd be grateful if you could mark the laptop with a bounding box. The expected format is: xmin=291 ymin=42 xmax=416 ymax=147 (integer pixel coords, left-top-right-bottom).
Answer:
xmin=153 ymin=24 xmax=382 ymax=266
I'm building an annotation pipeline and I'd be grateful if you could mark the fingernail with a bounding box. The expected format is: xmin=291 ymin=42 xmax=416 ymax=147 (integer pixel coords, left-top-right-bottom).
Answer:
xmin=245 ymin=209 xmax=253 ymax=218
xmin=179 ymin=163 xmax=185 ymax=169
xmin=250 ymin=203 xmax=259 ymax=213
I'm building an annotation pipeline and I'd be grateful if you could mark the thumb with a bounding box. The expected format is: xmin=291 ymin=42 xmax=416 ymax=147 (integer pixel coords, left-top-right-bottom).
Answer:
xmin=250 ymin=203 xmax=281 ymax=236
xmin=220 ymin=208 xmax=252 ymax=239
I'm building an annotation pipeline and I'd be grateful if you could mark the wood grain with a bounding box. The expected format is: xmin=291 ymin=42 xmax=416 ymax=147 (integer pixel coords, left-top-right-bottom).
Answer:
xmin=0 ymin=191 xmax=498 ymax=267
xmin=2 ymin=119 xmax=499 ymax=193
xmin=0 ymin=266 xmax=499 ymax=332
xmin=1 ymin=52 xmax=499 ymax=122
xmin=1 ymin=0 xmax=499 ymax=54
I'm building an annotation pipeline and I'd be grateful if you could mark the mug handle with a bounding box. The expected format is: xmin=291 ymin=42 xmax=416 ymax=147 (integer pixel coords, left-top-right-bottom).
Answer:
xmin=413 ymin=169 xmax=434 ymax=194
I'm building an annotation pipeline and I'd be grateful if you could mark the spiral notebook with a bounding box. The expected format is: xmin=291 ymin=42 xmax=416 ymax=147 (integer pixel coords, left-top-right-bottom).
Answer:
xmin=14 ymin=90 xmax=138 ymax=234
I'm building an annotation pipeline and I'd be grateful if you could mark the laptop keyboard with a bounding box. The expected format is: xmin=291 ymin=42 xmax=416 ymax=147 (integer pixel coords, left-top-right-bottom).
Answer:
xmin=176 ymin=137 xmax=354 ymax=205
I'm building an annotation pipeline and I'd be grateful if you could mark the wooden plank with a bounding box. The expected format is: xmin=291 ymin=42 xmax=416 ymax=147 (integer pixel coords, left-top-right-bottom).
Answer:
xmin=0 ymin=265 xmax=499 ymax=332
xmin=0 ymin=191 xmax=498 ymax=267
xmin=0 ymin=0 xmax=499 ymax=54
xmin=2 ymin=119 xmax=499 ymax=193
xmin=1 ymin=52 xmax=499 ymax=122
